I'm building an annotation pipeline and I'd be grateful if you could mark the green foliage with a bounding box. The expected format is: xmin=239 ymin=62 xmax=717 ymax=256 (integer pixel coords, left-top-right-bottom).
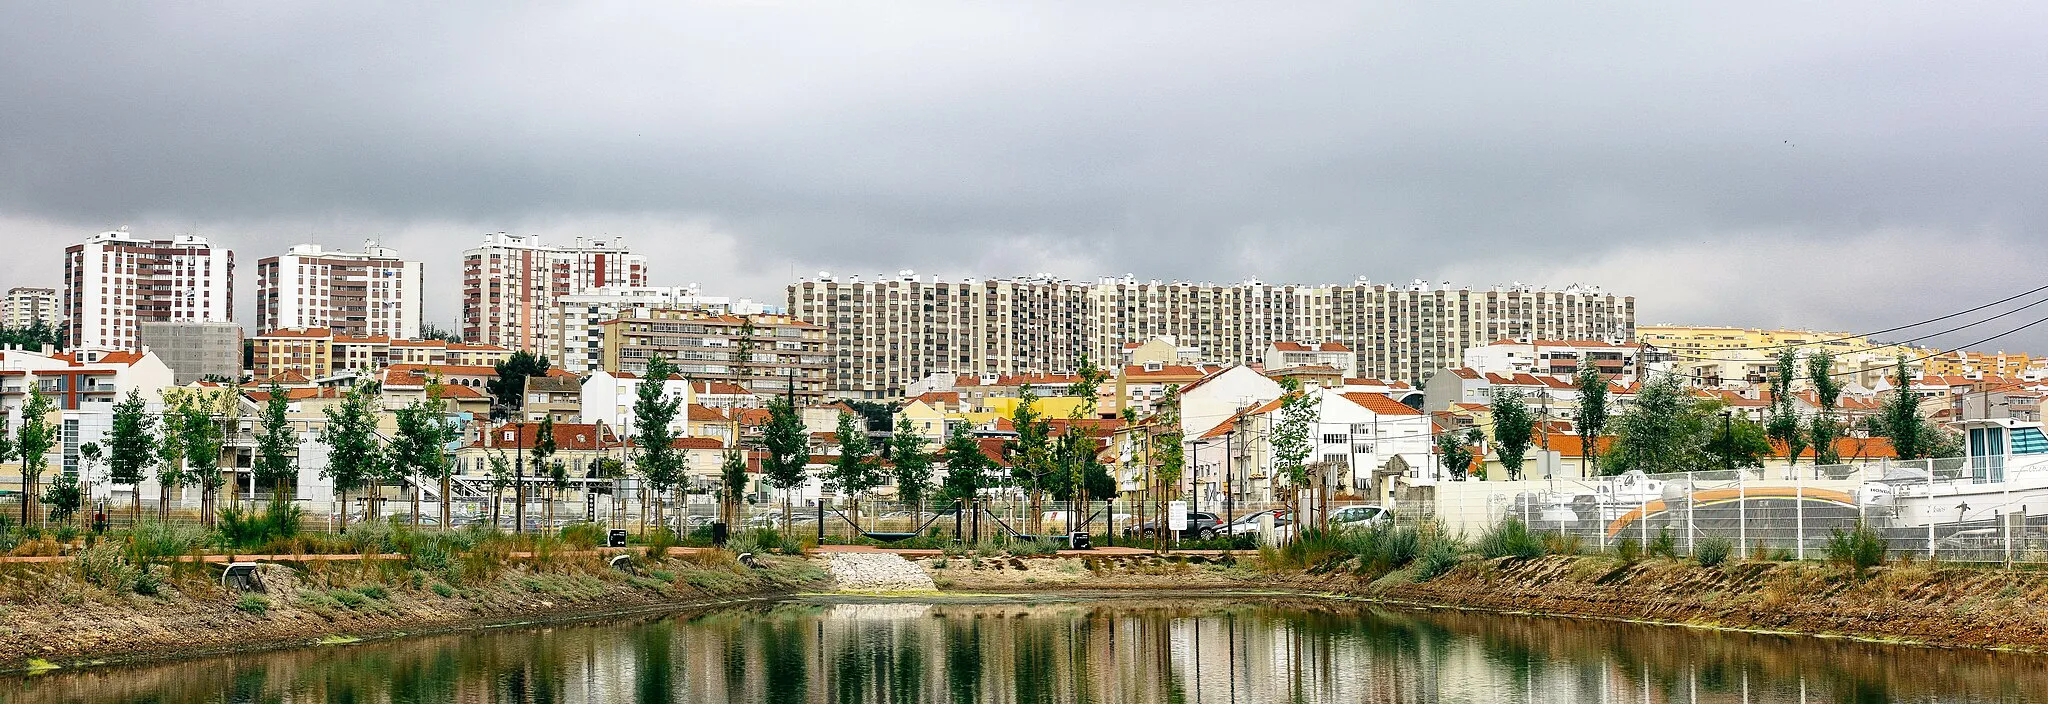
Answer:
xmin=759 ymin=390 xmax=810 ymax=516
xmin=1648 ymin=527 xmax=1678 ymax=559
xmin=14 ymin=387 xmax=58 ymax=522
xmin=488 ymin=350 xmax=550 ymax=419
xmin=106 ymin=390 xmax=156 ymax=489
xmin=1414 ymin=538 xmax=1465 ymax=580
xmin=719 ymin=447 xmax=750 ymax=508
xmin=1808 ymin=350 xmax=1845 ymax=465
xmin=1489 ymin=389 xmax=1536 ymax=480
xmin=126 ymin=519 xmax=208 ymax=564
xmin=559 ymin=521 xmax=605 ymax=550
xmin=132 ymin=567 xmax=166 ymax=596
xmin=0 ymin=321 xmax=62 ymax=350
xmin=1573 ymin=362 xmax=1611 ymax=473
xmin=40 ymin=473 xmax=82 ymax=522
xmin=388 ymin=387 xmax=454 ymax=491
xmin=1603 ymin=373 xmax=1707 ymax=475
xmin=1702 ymin=406 xmax=1773 ymax=469
xmin=1766 ymin=348 xmax=1807 ymax=464
xmin=78 ymin=541 xmax=139 ymax=590
xmin=1694 ymin=536 xmax=1733 ymax=568
xmin=1435 ymin=428 xmax=1481 ymax=480
xmin=725 ymin=527 xmax=805 ymax=555
xmin=1005 ymin=385 xmax=1057 ymax=499
xmin=1875 ymin=357 xmax=1936 ymax=460
xmin=1825 ymin=522 xmax=1887 ymax=574
xmin=236 ymin=595 xmax=271 ymax=615
xmin=632 ymin=356 xmax=687 ymax=497
xmin=177 ymin=405 xmax=226 ymax=494
xmin=644 ymin=526 xmax=681 ymax=557
xmin=1270 ymin=378 xmax=1317 ymax=490
xmin=319 ymin=382 xmax=387 ymax=506
xmin=1475 ymin=517 xmax=1546 ymax=559
xmin=1615 ymin=537 xmax=1642 ymax=564
xmin=889 ymin=415 xmax=935 ymax=506
xmin=430 ymin=582 xmax=457 ymax=598
xmin=826 ymin=411 xmax=883 ymax=501
xmin=215 ymin=502 xmax=302 ymax=549
xmin=939 ymin=421 xmax=991 ymax=503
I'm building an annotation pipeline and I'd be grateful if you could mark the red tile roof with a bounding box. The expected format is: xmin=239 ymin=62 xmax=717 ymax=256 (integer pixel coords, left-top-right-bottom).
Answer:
xmin=1340 ymin=392 xmax=1422 ymax=416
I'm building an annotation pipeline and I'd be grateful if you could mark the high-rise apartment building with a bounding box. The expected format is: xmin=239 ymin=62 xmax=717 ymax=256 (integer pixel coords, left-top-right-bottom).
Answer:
xmin=256 ymin=242 xmax=423 ymax=339
xmin=599 ymin=309 xmax=830 ymax=403
xmin=545 ymin=285 xmax=774 ymax=374
xmin=2 ymin=287 xmax=61 ymax=330
xmin=63 ymin=229 xmax=234 ymax=350
xmin=461 ymin=233 xmax=646 ymax=352
xmin=789 ymin=274 xmax=1635 ymax=398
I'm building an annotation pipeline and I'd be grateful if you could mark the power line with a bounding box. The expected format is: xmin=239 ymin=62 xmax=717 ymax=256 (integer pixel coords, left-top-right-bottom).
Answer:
xmin=1642 ymin=282 xmax=2048 ymax=354
xmin=1652 ymin=311 xmax=2048 ymax=385
xmin=1656 ymin=288 xmax=2048 ymax=363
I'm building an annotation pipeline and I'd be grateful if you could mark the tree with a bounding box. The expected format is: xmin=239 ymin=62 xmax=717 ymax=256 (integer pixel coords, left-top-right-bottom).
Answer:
xmin=631 ymin=356 xmax=687 ymax=527
xmin=1270 ymin=378 xmax=1318 ymax=524
xmin=42 ymin=474 xmax=82 ymax=524
xmin=391 ymin=383 xmax=455 ymax=527
xmin=1603 ymin=374 xmax=1705 ymax=475
xmin=939 ymin=421 xmax=991 ymax=505
xmin=1436 ymin=428 xmax=1480 ymax=480
xmin=253 ymin=382 xmax=299 ymax=505
xmin=77 ymin=440 xmax=102 ymax=527
xmin=760 ymin=391 xmax=811 ymax=526
xmin=1004 ymin=385 xmax=1057 ymax=535
xmin=0 ymin=321 xmax=62 ymax=350
xmin=1573 ymin=364 xmax=1610 ymax=476
xmin=1148 ymin=385 xmax=1188 ymax=550
xmin=488 ymin=350 xmax=551 ymax=420
xmin=419 ymin=322 xmax=462 ymax=343
xmin=106 ymin=390 xmax=155 ymax=522
xmin=889 ymin=415 xmax=935 ymax=520
xmin=1489 ymin=389 xmax=1536 ymax=481
xmin=1702 ymin=406 xmax=1773 ymax=469
xmin=531 ymin=414 xmax=560 ymax=530
xmin=1807 ymin=350 xmax=1844 ymax=465
xmin=177 ymin=405 xmax=225 ymax=527
xmin=320 ymin=382 xmax=386 ymax=530
xmin=14 ymin=388 xmax=57 ymax=526
xmin=1875 ymin=357 xmax=1934 ymax=460
xmin=486 ymin=451 xmax=513 ymax=528
xmin=154 ymin=406 xmax=187 ymax=520
xmin=826 ymin=411 xmax=882 ymax=528
xmin=718 ymin=446 xmax=749 ymax=527
xmin=1061 ymin=354 xmax=1111 ymax=515
xmin=1766 ymin=348 xmax=1807 ymax=467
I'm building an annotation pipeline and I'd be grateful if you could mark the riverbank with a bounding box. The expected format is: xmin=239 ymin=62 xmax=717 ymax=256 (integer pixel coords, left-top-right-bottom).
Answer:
xmin=904 ymin=550 xmax=2048 ymax=652
xmin=0 ymin=548 xmax=826 ymax=674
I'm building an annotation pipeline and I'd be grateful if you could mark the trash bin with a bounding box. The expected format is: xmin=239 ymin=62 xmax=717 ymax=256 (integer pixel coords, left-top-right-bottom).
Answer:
xmin=1068 ymin=531 xmax=1092 ymax=550
xmin=607 ymin=529 xmax=629 ymax=548
xmin=711 ymin=521 xmax=730 ymax=547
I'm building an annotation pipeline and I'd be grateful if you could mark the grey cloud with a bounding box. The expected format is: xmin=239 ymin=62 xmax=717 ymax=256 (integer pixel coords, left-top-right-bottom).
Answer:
xmin=2 ymin=3 xmax=2046 ymax=349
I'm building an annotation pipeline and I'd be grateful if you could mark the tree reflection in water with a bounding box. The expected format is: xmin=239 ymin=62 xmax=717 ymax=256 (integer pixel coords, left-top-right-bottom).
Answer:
xmin=9 ymin=595 xmax=2045 ymax=703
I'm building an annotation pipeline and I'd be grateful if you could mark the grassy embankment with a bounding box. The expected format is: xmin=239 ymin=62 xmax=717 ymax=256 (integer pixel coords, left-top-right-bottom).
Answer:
xmin=0 ymin=514 xmax=825 ymax=673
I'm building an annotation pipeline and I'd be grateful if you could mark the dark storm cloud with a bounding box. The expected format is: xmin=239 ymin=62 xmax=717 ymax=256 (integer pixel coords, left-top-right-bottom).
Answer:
xmin=2 ymin=3 xmax=2046 ymax=349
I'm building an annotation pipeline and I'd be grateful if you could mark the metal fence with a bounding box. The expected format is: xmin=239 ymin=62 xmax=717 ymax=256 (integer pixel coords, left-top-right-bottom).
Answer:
xmin=1402 ymin=458 xmax=2048 ymax=564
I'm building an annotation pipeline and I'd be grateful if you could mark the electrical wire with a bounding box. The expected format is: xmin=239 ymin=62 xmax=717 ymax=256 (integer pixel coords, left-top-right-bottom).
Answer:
xmin=1654 ymin=288 xmax=2048 ymax=363
xmin=1641 ymin=282 xmax=2048 ymax=354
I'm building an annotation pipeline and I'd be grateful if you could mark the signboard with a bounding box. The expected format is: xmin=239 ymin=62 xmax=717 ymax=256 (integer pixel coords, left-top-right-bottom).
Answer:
xmin=1167 ymin=501 xmax=1189 ymax=532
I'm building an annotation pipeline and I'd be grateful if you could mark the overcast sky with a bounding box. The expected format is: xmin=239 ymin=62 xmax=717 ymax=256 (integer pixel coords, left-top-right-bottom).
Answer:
xmin=3 ymin=3 xmax=2046 ymax=351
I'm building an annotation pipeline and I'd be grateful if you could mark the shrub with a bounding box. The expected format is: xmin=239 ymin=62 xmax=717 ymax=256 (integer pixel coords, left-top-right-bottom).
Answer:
xmin=132 ymin=566 xmax=167 ymax=596
xmin=236 ymin=595 xmax=271 ymax=614
xmin=1694 ymin=536 xmax=1733 ymax=568
xmin=560 ymin=522 xmax=605 ymax=550
xmin=342 ymin=520 xmax=396 ymax=554
xmin=1648 ymin=527 xmax=1678 ymax=559
xmin=127 ymin=520 xmax=208 ymax=564
xmin=77 ymin=541 xmax=138 ymax=590
xmin=1413 ymin=537 xmax=1464 ymax=580
xmin=353 ymin=584 xmax=389 ymax=600
xmin=1541 ymin=531 xmax=1582 ymax=556
xmin=1615 ymin=537 xmax=1642 ymax=564
xmin=1825 ymin=522 xmax=1887 ymax=574
xmin=644 ymin=527 xmax=681 ymax=558
xmin=430 ymin=582 xmax=457 ymax=598
xmin=1476 ymin=517 xmax=1546 ymax=560
xmin=330 ymin=589 xmax=368 ymax=608
xmin=217 ymin=504 xmax=301 ymax=549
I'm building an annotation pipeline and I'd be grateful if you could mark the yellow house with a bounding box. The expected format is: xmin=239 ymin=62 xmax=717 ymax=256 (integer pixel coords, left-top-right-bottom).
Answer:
xmin=982 ymin=395 xmax=1095 ymax=421
xmin=896 ymin=396 xmax=963 ymax=442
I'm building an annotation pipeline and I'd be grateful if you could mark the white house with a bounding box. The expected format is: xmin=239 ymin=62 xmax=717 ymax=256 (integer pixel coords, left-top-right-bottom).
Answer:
xmin=580 ymin=370 xmax=694 ymax=435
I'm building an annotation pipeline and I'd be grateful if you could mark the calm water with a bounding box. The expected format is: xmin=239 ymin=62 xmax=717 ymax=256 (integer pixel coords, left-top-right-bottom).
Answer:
xmin=7 ymin=593 xmax=2046 ymax=703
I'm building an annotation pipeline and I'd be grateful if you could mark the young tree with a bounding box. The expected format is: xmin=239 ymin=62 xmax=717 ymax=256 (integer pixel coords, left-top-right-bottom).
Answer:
xmin=939 ymin=421 xmax=991 ymax=506
xmin=1573 ymin=364 xmax=1610 ymax=476
xmin=76 ymin=440 xmax=102 ymax=527
xmin=1766 ymin=347 xmax=1807 ymax=467
xmin=487 ymin=350 xmax=551 ymax=420
xmin=890 ymin=415 xmax=935 ymax=521
xmin=154 ymin=398 xmax=188 ymax=520
xmin=1807 ymin=350 xmax=1843 ymax=465
xmin=14 ymin=388 xmax=57 ymax=526
xmin=177 ymin=405 xmax=225 ymax=527
xmin=390 ymin=382 xmax=455 ymax=527
xmin=718 ymin=446 xmax=749 ymax=527
xmin=1489 ymin=389 xmax=1536 ymax=481
xmin=1702 ymin=406 xmax=1773 ymax=469
xmin=487 ymin=451 xmax=513 ymax=528
xmin=1061 ymin=354 xmax=1111 ymax=513
xmin=1435 ymin=428 xmax=1479 ymax=480
xmin=530 ymin=414 xmax=559 ymax=530
xmin=42 ymin=474 xmax=82 ymax=525
xmin=320 ymin=382 xmax=386 ymax=530
xmin=630 ymin=356 xmax=686 ymax=526
xmin=826 ymin=411 xmax=882 ymax=529
xmin=1875 ymin=357 xmax=1932 ymax=460
xmin=759 ymin=391 xmax=811 ymax=527
xmin=106 ymin=390 xmax=155 ymax=522
xmin=1004 ymin=385 xmax=1057 ymax=535
xmin=1603 ymin=374 xmax=1704 ymax=475
xmin=1269 ymin=378 xmax=1318 ymax=525
xmin=253 ymin=382 xmax=299 ymax=505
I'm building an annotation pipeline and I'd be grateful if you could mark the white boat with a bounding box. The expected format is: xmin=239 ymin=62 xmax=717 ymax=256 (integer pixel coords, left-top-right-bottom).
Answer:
xmin=1867 ymin=417 xmax=2048 ymax=531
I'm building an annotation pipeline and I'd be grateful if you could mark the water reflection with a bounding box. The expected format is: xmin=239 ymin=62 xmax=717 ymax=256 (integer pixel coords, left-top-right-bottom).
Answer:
xmin=7 ymin=594 xmax=2047 ymax=703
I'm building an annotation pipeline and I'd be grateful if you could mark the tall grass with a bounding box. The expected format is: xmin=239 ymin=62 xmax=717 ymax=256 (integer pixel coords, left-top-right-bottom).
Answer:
xmin=1475 ymin=517 xmax=1547 ymax=560
xmin=1825 ymin=522 xmax=1887 ymax=574
xmin=216 ymin=503 xmax=302 ymax=549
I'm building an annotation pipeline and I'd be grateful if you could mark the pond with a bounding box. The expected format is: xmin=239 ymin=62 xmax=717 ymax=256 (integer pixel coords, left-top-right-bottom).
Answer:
xmin=7 ymin=593 xmax=2044 ymax=703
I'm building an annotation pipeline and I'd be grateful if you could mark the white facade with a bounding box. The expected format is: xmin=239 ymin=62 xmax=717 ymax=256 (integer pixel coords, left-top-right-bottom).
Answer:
xmin=579 ymin=370 xmax=694 ymax=435
xmin=257 ymin=241 xmax=423 ymax=339
xmin=462 ymin=233 xmax=649 ymax=353
xmin=2 ymin=287 xmax=60 ymax=330
xmin=1262 ymin=342 xmax=1357 ymax=376
xmin=1461 ymin=339 xmax=1641 ymax=379
xmin=0 ymin=347 xmax=176 ymax=488
xmin=1176 ymin=365 xmax=1286 ymax=441
xmin=63 ymin=229 xmax=234 ymax=350
xmin=546 ymin=285 xmax=772 ymax=374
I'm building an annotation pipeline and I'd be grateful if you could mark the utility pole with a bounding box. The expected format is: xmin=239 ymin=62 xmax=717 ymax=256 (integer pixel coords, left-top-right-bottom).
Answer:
xmin=515 ymin=420 xmax=526 ymax=533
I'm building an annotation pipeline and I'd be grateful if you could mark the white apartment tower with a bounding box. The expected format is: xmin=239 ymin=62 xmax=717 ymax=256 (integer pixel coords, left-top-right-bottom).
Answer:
xmin=789 ymin=274 xmax=1635 ymax=398
xmin=63 ymin=229 xmax=234 ymax=350
xmin=2 ymin=287 xmax=61 ymax=330
xmin=461 ymin=233 xmax=647 ymax=353
xmin=256 ymin=242 xmax=423 ymax=339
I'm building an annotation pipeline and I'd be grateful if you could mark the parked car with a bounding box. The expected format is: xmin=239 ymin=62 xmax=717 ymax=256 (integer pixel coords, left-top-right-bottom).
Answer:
xmin=1220 ymin=509 xmax=1295 ymax=537
xmin=1124 ymin=511 xmax=1225 ymax=540
xmin=1330 ymin=505 xmax=1391 ymax=527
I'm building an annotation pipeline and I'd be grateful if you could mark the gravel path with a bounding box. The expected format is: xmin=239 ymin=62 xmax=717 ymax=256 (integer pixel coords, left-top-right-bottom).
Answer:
xmin=823 ymin=552 xmax=938 ymax=592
